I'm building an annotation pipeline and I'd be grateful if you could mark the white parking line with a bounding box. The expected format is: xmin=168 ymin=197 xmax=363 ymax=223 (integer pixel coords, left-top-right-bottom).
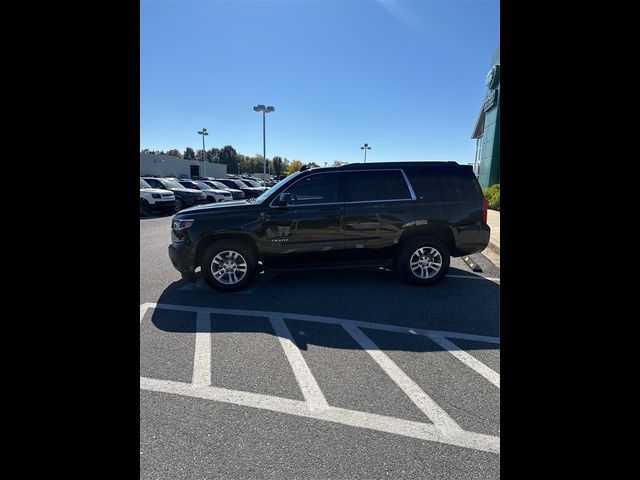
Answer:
xmin=146 ymin=303 xmax=500 ymax=345
xmin=140 ymin=303 xmax=500 ymax=454
xmin=269 ymin=314 xmax=328 ymax=410
xmin=342 ymin=324 xmax=462 ymax=433
xmin=429 ymin=335 xmax=500 ymax=389
xmin=140 ymin=302 xmax=153 ymax=324
xmin=140 ymin=377 xmax=500 ymax=454
xmin=192 ymin=311 xmax=212 ymax=387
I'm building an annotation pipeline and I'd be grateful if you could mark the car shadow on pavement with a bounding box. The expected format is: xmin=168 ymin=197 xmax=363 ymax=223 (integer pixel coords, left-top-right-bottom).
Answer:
xmin=146 ymin=266 xmax=500 ymax=354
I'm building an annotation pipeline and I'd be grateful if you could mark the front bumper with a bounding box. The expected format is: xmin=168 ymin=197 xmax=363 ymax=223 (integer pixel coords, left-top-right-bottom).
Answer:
xmin=150 ymin=199 xmax=176 ymax=211
xmin=168 ymin=242 xmax=196 ymax=278
xmin=186 ymin=197 xmax=209 ymax=206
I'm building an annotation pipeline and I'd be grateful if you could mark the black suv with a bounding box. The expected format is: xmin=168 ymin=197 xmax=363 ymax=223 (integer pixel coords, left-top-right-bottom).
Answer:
xmin=142 ymin=177 xmax=208 ymax=211
xmin=215 ymin=178 xmax=264 ymax=198
xmin=169 ymin=162 xmax=489 ymax=291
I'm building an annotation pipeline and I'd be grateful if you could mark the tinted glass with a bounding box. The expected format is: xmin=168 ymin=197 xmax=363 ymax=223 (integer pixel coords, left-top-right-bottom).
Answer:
xmin=408 ymin=169 xmax=480 ymax=202
xmin=285 ymin=173 xmax=339 ymax=205
xmin=161 ymin=179 xmax=186 ymax=189
xmin=144 ymin=178 xmax=162 ymax=188
xmin=195 ymin=182 xmax=214 ymax=190
xmin=345 ymin=170 xmax=412 ymax=202
xmin=140 ymin=178 xmax=151 ymax=189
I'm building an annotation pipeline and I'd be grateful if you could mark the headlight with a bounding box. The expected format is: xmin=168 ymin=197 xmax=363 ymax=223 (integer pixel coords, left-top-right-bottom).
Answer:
xmin=152 ymin=193 xmax=161 ymax=199
xmin=172 ymin=219 xmax=194 ymax=231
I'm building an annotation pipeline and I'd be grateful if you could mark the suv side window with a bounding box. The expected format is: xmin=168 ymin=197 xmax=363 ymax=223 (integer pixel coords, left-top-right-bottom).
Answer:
xmin=409 ymin=169 xmax=480 ymax=202
xmin=284 ymin=173 xmax=340 ymax=205
xmin=345 ymin=170 xmax=412 ymax=202
xmin=145 ymin=178 xmax=161 ymax=189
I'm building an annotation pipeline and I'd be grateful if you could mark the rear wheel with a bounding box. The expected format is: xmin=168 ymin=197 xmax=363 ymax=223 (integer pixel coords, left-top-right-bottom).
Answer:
xmin=175 ymin=198 xmax=185 ymax=211
xmin=397 ymin=236 xmax=450 ymax=285
xmin=201 ymin=240 xmax=257 ymax=292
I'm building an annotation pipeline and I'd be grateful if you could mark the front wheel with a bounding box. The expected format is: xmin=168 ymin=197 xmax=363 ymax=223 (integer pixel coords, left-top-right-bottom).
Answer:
xmin=201 ymin=240 xmax=257 ymax=292
xmin=175 ymin=198 xmax=185 ymax=211
xmin=397 ymin=236 xmax=450 ymax=286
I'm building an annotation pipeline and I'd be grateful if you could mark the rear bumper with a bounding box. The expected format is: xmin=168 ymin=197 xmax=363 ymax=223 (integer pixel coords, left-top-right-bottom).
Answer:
xmin=452 ymin=224 xmax=490 ymax=256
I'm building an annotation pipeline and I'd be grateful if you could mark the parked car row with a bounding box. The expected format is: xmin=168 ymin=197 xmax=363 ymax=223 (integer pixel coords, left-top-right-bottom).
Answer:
xmin=140 ymin=175 xmax=276 ymax=214
xmin=139 ymin=178 xmax=177 ymax=214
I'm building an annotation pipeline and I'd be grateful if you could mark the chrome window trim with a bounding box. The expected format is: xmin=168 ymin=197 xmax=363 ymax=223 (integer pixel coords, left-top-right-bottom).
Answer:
xmin=269 ymin=169 xmax=416 ymax=208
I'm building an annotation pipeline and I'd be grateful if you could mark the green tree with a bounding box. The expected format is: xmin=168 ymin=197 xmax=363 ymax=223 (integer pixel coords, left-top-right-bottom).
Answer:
xmin=183 ymin=147 xmax=195 ymax=159
xmin=306 ymin=162 xmax=320 ymax=169
xmin=272 ymin=156 xmax=283 ymax=176
xmin=141 ymin=148 xmax=152 ymax=154
xmin=166 ymin=149 xmax=182 ymax=158
xmin=195 ymin=149 xmax=206 ymax=161
xmin=207 ymin=147 xmax=220 ymax=163
xmin=332 ymin=160 xmax=347 ymax=167
xmin=218 ymin=145 xmax=239 ymax=172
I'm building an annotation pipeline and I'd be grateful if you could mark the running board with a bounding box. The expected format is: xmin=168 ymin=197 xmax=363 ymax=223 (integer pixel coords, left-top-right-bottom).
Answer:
xmin=264 ymin=260 xmax=393 ymax=273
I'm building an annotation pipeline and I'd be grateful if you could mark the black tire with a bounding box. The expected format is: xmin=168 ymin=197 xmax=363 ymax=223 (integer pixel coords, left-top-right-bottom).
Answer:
xmin=397 ymin=236 xmax=450 ymax=286
xmin=201 ymin=240 xmax=258 ymax=292
xmin=175 ymin=198 xmax=185 ymax=211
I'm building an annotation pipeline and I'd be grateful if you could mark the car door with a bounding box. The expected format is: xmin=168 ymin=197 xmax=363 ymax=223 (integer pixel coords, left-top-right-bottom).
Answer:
xmin=258 ymin=172 xmax=346 ymax=266
xmin=342 ymin=170 xmax=416 ymax=261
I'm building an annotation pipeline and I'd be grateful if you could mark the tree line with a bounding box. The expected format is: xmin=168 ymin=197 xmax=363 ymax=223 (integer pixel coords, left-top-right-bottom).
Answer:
xmin=141 ymin=147 xmax=347 ymax=176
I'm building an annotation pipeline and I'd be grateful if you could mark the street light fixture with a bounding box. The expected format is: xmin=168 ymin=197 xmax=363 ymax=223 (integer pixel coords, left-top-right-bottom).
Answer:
xmin=360 ymin=143 xmax=371 ymax=163
xmin=253 ymin=104 xmax=275 ymax=175
xmin=198 ymin=128 xmax=209 ymax=178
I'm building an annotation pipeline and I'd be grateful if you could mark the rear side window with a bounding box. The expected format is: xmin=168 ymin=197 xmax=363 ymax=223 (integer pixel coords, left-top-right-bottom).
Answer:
xmin=344 ymin=170 xmax=412 ymax=202
xmin=408 ymin=169 xmax=481 ymax=202
xmin=285 ymin=173 xmax=339 ymax=205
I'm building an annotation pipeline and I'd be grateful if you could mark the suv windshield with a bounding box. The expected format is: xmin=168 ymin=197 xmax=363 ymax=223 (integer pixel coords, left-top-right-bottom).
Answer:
xmin=253 ymin=171 xmax=302 ymax=204
xmin=195 ymin=182 xmax=214 ymax=191
xmin=140 ymin=178 xmax=152 ymax=189
xmin=230 ymin=180 xmax=249 ymax=189
xmin=210 ymin=181 xmax=229 ymax=190
xmin=161 ymin=179 xmax=187 ymax=189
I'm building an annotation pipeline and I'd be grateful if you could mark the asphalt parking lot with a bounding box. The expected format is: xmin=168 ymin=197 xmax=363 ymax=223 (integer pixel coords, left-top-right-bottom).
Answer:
xmin=140 ymin=214 xmax=500 ymax=479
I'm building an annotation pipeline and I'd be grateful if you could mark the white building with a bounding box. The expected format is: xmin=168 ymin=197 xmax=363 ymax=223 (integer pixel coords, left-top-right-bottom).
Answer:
xmin=140 ymin=153 xmax=227 ymax=179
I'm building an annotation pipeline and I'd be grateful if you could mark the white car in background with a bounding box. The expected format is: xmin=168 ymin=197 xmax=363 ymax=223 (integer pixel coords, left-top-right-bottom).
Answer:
xmin=140 ymin=178 xmax=176 ymax=214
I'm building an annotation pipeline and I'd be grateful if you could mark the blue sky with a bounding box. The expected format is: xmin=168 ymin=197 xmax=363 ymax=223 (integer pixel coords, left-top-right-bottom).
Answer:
xmin=140 ymin=0 xmax=499 ymax=164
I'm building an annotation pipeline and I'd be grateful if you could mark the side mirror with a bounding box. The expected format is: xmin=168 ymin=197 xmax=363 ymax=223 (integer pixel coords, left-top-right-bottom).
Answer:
xmin=278 ymin=192 xmax=291 ymax=207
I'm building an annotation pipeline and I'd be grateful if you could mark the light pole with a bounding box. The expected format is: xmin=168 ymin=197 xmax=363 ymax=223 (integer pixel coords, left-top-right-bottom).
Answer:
xmin=198 ymin=128 xmax=209 ymax=178
xmin=253 ymin=104 xmax=275 ymax=175
xmin=361 ymin=143 xmax=371 ymax=163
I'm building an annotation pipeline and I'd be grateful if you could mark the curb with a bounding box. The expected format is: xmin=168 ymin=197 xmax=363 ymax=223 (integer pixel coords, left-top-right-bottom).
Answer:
xmin=487 ymin=240 xmax=500 ymax=255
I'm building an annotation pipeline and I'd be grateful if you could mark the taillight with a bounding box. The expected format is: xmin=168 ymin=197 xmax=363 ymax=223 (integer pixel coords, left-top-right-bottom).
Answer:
xmin=482 ymin=196 xmax=488 ymax=224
